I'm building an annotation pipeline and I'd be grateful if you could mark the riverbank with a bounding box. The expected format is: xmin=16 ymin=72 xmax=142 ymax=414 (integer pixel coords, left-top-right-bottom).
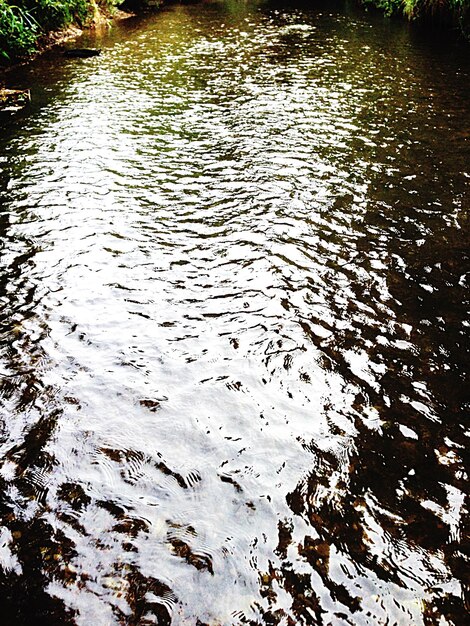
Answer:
xmin=0 ymin=1 xmax=144 ymax=66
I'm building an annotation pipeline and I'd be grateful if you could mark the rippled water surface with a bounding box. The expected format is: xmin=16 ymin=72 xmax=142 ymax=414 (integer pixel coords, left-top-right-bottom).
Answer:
xmin=0 ymin=1 xmax=469 ymax=624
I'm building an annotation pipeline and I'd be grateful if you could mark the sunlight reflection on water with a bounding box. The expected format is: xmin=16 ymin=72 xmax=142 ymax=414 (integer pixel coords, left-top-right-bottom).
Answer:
xmin=0 ymin=1 xmax=469 ymax=624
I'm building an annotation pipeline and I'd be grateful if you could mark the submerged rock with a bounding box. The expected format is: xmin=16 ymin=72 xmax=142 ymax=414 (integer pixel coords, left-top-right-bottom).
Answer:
xmin=63 ymin=48 xmax=101 ymax=58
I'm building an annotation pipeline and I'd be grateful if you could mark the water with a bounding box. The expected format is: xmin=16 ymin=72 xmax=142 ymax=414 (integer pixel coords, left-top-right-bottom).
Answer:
xmin=0 ymin=1 xmax=469 ymax=624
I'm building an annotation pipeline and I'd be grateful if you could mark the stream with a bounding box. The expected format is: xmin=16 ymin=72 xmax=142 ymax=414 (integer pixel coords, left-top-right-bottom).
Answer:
xmin=0 ymin=1 xmax=469 ymax=624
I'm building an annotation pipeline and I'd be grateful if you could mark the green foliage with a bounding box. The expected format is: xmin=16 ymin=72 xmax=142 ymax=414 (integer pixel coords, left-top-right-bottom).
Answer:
xmin=359 ymin=0 xmax=469 ymax=20
xmin=0 ymin=0 xmax=124 ymax=62
xmin=359 ymin=0 xmax=470 ymax=38
xmin=360 ymin=0 xmax=402 ymax=17
xmin=0 ymin=1 xmax=37 ymax=60
xmin=20 ymin=0 xmax=90 ymax=30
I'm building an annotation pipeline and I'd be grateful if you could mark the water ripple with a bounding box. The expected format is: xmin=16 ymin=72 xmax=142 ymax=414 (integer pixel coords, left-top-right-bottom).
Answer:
xmin=0 ymin=1 xmax=469 ymax=624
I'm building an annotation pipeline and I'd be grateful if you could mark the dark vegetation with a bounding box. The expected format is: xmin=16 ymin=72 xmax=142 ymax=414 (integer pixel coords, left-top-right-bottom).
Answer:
xmin=359 ymin=0 xmax=470 ymax=37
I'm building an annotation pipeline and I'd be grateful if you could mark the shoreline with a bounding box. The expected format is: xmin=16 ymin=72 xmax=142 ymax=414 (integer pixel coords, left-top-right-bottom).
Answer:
xmin=0 ymin=5 xmax=136 ymax=85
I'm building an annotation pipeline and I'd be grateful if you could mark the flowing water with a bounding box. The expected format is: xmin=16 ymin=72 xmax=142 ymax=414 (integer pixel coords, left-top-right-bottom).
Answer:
xmin=0 ymin=1 xmax=469 ymax=624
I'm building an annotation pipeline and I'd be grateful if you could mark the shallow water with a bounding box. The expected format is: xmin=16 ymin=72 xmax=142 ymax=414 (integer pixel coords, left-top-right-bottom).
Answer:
xmin=0 ymin=1 xmax=469 ymax=624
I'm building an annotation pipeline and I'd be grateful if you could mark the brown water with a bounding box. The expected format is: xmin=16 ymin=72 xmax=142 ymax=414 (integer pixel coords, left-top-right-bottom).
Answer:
xmin=0 ymin=1 xmax=469 ymax=624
